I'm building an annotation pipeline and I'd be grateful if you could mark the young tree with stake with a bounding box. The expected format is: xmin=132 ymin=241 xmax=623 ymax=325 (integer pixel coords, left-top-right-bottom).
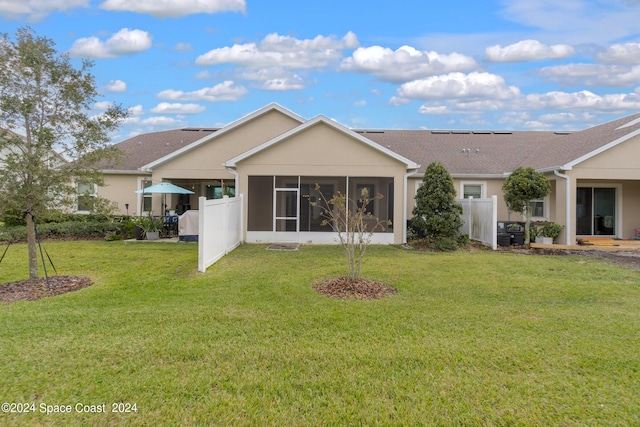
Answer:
xmin=0 ymin=28 xmax=127 ymax=281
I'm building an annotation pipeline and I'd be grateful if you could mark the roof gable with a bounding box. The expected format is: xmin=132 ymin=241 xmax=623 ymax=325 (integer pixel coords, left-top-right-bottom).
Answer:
xmin=225 ymin=115 xmax=419 ymax=170
xmin=522 ymin=113 xmax=640 ymax=171
xmin=141 ymin=103 xmax=305 ymax=171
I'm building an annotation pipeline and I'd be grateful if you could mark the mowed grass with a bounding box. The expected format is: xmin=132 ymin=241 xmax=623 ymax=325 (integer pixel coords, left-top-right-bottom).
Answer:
xmin=1 ymin=241 xmax=639 ymax=426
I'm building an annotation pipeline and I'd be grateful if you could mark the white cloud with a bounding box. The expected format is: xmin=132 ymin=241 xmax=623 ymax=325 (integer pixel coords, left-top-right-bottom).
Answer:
xmin=341 ymin=45 xmax=477 ymax=82
xmin=150 ymin=102 xmax=206 ymax=114
xmin=596 ymin=42 xmax=640 ymax=64
xmin=128 ymin=105 xmax=144 ymax=116
xmin=397 ymin=72 xmax=521 ymax=100
xmin=141 ymin=116 xmax=183 ymax=126
xmin=499 ymin=0 xmax=639 ymax=43
xmin=389 ymin=96 xmax=411 ymax=106
xmin=157 ymin=81 xmax=248 ymax=102
xmin=241 ymin=68 xmax=307 ymax=91
xmin=105 ymin=79 xmax=127 ymax=93
xmin=0 ymin=0 xmax=88 ymax=22
xmin=94 ymin=101 xmax=114 ymax=110
xmin=416 ymin=105 xmax=449 ymax=114
xmin=523 ymin=90 xmax=640 ymax=110
xmin=173 ymin=42 xmax=194 ymax=52
xmin=485 ymin=39 xmax=574 ymax=62
xmin=119 ymin=104 xmax=144 ymax=124
xmin=260 ymin=77 xmax=305 ymax=91
xmin=195 ymin=32 xmax=358 ymax=69
xmin=537 ymin=63 xmax=640 ymax=86
xmin=69 ymin=28 xmax=153 ymax=59
xmin=536 ymin=112 xmax=595 ymax=123
xmin=100 ymin=0 xmax=245 ymax=18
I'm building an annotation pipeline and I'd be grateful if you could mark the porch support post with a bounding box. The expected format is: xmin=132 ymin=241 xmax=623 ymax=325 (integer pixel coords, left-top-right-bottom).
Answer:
xmin=554 ymin=169 xmax=571 ymax=245
xmin=403 ymin=168 xmax=419 ymax=244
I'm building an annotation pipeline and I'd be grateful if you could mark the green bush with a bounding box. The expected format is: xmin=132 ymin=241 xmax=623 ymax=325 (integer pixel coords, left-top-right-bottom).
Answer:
xmin=0 ymin=220 xmax=131 ymax=242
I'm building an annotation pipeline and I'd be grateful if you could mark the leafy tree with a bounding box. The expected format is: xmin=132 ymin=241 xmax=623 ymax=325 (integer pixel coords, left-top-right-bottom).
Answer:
xmin=411 ymin=162 xmax=463 ymax=248
xmin=0 ymin=28 xmax=127 ymax=281
xmin=502 ymin=166 xmax=551 ymax=245
xmin=313 ymin=184 xmax=388 ymax=282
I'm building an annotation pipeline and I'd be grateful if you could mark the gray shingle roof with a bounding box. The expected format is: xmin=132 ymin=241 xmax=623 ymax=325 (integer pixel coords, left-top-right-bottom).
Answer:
xmin=521 ymin=113 xmax=640 ymax=170
xmin=107 ymin=128 xmax=218 ymax=171
xmin=106 ymin=113 xmax=640 ymax=176
xmin=359 ymin=129 xmax=568 ymax=175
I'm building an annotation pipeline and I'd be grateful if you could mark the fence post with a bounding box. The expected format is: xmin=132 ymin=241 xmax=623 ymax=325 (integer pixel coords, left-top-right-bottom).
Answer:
xmin=198 ymin=196 xmax=206 ymax=272
xmin=467 ymin=196 xmax=473 ymax=238
xmin=491 ymin=195 xmax=498 ymax=250
xmin=222 ymin=195 xmax=229 ymax=255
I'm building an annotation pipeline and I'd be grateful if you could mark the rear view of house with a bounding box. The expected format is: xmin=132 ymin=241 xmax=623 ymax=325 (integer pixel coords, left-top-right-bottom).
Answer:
xmin=96 ymin=103 xmax=640 ymax=246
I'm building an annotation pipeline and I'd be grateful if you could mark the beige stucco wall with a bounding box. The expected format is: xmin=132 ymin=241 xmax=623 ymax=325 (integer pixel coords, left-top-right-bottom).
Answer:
xmin=572 ymin=134 xmax=640 ymax=179
xmin=98 ymin=109 xmax=304 ymax=217
xmin=235 ymin=122 xmax=410 ymax=244
xmin=407 ymin=176 xmax=510 ymax=218
xmin=152 ymin=110 xmax=303 ymax=181
xmin=100 ymin=173 xmax=149 ymax=215
xmin=565 ymin=135 xmax=640 ymax=240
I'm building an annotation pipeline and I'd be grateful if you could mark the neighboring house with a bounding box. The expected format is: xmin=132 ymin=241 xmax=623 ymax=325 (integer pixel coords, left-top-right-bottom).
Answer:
xmin=98 ymin=103 xmax=640 ymax=245
xmin=0 ymin=130 xmax=69 ymax=210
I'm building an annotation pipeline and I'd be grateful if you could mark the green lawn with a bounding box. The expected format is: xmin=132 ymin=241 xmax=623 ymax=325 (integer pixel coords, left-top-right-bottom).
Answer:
xmin=1 ymin=241 xmax=639 ymax=426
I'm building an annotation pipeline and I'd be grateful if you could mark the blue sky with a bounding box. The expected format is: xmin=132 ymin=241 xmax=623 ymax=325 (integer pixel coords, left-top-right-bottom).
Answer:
xmin=2 ymin=0 xmax=640 ymax=141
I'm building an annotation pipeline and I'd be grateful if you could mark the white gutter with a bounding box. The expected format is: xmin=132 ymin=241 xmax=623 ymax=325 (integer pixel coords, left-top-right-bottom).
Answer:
xmin=403 ymin=168 xmax=420 ymax=244
xmin=554 ymin=170 xmax=571 ymax=245
xmin=224 ymin=165 xmax=239 ymax=196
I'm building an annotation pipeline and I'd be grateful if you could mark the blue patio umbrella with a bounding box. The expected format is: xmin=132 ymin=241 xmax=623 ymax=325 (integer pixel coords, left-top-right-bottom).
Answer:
xmin=135 ymin=182 xmax=195 ymax=214
xmin=135 ymin=182 xmax=194 ymax=195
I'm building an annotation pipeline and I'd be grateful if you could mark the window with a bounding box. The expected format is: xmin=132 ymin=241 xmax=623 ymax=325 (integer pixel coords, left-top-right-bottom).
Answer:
xmin=142 ymin=180 xmax=152 ymax=212
xmin=76 ymin=182 xmax=95 ymax=212
xmin=576 ymin=186 xmax=617 ymax=236
xmin=461 ymin=182 xmax=485 ymax=199
xmin=529 ymin=199 xmax=545 ymax=218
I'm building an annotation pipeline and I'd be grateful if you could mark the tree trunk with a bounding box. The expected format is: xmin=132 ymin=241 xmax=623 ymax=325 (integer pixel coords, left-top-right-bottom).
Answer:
xmin=524 ymin=205 xmax=531 ymax=246
xmin=25 ymin=212 xmax=39 ymax=281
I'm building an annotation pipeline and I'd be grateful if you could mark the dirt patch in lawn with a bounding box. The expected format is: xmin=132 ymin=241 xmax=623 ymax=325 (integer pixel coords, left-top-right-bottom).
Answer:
xmin=509 ymin=246 xmax=640 ymax=271
xmin=313 ymin=276 xmax=398 ymax=300
xmin=0 ymin=276 xmax=93 ymax=303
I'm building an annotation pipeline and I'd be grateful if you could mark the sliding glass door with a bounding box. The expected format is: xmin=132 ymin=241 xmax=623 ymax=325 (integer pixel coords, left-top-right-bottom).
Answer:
xmin=576 ymin=187 xmax=616 ymax=236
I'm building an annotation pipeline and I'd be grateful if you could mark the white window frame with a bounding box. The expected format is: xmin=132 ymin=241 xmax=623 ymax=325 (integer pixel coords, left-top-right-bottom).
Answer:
xmin=76 ymin=182 xmax=97 ymax=214
xmin=576 ymin=183 xmax=622 ymax=238
xmin=137 ymin=177 xmax=153 ymax=215
xmin=460 ymin=181 xmax=486 ymax=199
xmin=529 ymin=197 xmax=549 ymax=221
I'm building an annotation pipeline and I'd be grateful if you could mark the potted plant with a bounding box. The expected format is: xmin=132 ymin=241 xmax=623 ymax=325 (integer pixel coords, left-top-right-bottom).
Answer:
xmin=139 ymin=213 xmax=164 ymax=240
xmin=537 ymin=221 xmax=563 ymax=244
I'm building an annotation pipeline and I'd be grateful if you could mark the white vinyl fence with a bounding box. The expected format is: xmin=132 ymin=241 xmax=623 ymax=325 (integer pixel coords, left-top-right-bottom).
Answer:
xmin=458 ymin=195 xmax=498 ymax=250
xmin=198 ymin=195 xmax=243 ymax=272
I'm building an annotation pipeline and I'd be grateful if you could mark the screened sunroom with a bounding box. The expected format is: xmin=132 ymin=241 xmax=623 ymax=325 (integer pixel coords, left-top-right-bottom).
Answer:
xmin=246 ymin=175 xmax=395 ymax=244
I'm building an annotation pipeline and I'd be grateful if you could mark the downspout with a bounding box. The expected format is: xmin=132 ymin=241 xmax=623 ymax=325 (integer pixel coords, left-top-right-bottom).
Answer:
xmin=554 ymin=169 xmax=571 ymax=245
xmin=403 ymin=168 xmax=420 ymax=244
xmin=224 ymin=165 xmax=239 ymax=194
xmin=225 ymin=165 xmax=242 ymax=241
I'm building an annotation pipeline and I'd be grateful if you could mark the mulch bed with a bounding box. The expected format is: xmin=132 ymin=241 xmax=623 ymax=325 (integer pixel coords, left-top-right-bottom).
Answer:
xmin=313 ymin=276 xmax=398 ymax=300
xmin=0 ymin=276 xmax=93 ymax=303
